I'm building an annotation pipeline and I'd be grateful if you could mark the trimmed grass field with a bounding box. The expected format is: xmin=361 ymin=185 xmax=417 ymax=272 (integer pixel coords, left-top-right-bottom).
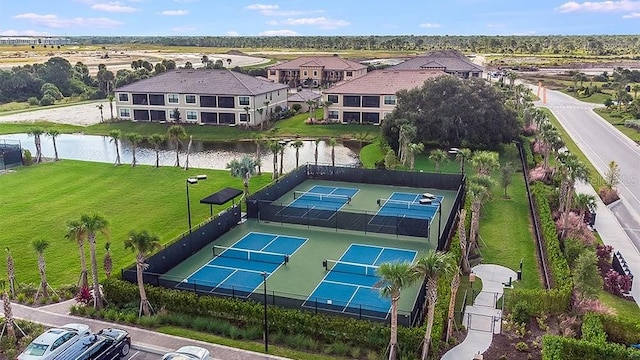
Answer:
xmin=0 ymin=160 xmax=272 ymax=286
xmin=593 ymin=108 xmax=640 ymax=144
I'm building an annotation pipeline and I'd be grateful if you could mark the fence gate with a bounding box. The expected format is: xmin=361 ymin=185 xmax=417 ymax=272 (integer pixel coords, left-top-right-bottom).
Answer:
xmin=463 ymin=290 xmax=503 ymax=334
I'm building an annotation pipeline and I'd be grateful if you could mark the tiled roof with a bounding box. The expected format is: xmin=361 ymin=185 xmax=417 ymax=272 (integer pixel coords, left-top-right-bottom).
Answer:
xmin=115 ymin=69 xmax=288 ymax=96
xmin=391 ymin=50 xmax=483 ymax=72
xmin=269 ymin=56 xmax=367 ymax=71
xmin=325 ymin=70 xmax=446 ymax=95
xmin=287 ymin=90 xmax=322 ymax=102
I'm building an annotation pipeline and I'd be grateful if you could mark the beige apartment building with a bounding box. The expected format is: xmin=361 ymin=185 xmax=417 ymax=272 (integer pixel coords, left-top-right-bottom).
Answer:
xmin=114 ymin=69 xmax=288 ymax=126
xmin=323 ymin=70 xmax=446 ymax=124
xmin=267 ymin=56 xmax=367 ymax=88
xmin=391 ymin=50 xmax=483 ymax=79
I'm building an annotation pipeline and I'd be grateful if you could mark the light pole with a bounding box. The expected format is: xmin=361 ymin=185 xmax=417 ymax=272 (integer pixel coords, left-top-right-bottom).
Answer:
xmin=448 ymin=147 xmax=466 ymax=174
xmin=186 ymin=174 xmax=207 ymax=233
xmin=261 ymin=271 xmax=269 ymax=353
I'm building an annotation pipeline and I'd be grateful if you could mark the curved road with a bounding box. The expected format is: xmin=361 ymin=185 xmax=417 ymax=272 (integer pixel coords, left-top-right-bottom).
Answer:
xmin=533 ymin=86 xmax=640 ymax=252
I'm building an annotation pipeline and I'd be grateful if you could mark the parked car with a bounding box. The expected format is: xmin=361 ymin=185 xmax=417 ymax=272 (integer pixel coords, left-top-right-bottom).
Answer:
xmin=17 ymin=323 xmax=91 ymax=360
xmin=55 ymin=328 xmax=131 ymax=360
xmin=162 ymin=346 xmax=212 ymax=360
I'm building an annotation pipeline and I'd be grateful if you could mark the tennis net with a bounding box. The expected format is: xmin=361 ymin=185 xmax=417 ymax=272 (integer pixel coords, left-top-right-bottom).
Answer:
xmin=212 ymin=245 xmax=289 ymax=265
xmin=294 ymin=191 xmax=351 ymax=203
xmin=323 ymin=259 xmax=378 ymax=277
xmin=377 ymin=198 xmax=433 ymax=211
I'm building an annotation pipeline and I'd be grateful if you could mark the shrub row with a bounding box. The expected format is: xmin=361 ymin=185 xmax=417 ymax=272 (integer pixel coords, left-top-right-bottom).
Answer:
xmin=542 ymin=335 xmax=640 ymax=360
xmin=580 ymin=313 xmax=607 ymax=344
xmin=597 ymin=314 xmax=640 ymax=345
xmin=520 ymin=135 xmax=536 ymax=169
xmin=104 ymin=278 xmax=425 ymax=354
xmin=505 ymin=287 xmax=570 ymax=315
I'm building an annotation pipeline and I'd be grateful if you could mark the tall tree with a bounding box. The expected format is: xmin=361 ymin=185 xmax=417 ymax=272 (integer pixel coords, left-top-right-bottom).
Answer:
xmin=406 ymin=142 xmax=424 ymax=170
xmin=5 ymin=247 xmax=15 ymax=298
xmin=109 ymin=129 xmax=122 ymax=166
xmin=290 ymin=139 xmax=304 ymax=168
xmin=65 ymin=220 xmax=89 ymax=289
xmin=471 ymin=151 xmax=500 ymax=176
xmin=500 ymin=161 xmax=514 ymax=198
xmin=254 ymin=135 xmax=265 ymax=175
xmin=328 ymin=138 xmax=337 ymax=167
xmin=314 ymin=138 xmax=321 ymax=166
xmin=227 ymin=155 xmax=258 ymax=196
xmin=96 ymin=104 xmax=105 ymax=123
xmin=267 ymin=140 xmax=283 ymax=180
xmin=125 ymin=133 xmax=143 ymax=167
xmin=80 ymin=213 xmax=109 ymax=309
xmin=398 ymin=124 xmax=417 ymax=165
xmin=46 ymin=129 xmax=60 ymax=161
xmin=428 ymin=149 xmax=448 ymax=173
xmin=32 ymin=238 xmax=50 ymax=300
xmin=279 ymin=142 xmax=286 ymax=176
xmin=446 ymin=269 xmax=461 ymax=343
xmin=1 ymin=279 xmax=16 ymax=340
xmin=103 ymin=241 xmax=113 ymax=278
xmin=454 ymin=148 xmax=472 ymax=173
xmin=557 ymin=153 xmax=588 ymax=238
xmin=27 ymin=127 xmax=44 ymax=163
xmin=124 ymin=230 xmax=161 ymax=316
xmin=468 ymin=175 xmax=494 ymax=252
xmin=376 ymin=262 xmax=417 ymax=360
xmin=107 ymin=95 xmax=115 ymax=120
xmin=458 ymin=209 xmax=470 ymax=274
xmin=167 ymin=125 xmax=186 ymax=167
xmin=147 ymin=134 xmax=165 ymax=168
xmin=412 ymin=251 xmax=455 ymax=360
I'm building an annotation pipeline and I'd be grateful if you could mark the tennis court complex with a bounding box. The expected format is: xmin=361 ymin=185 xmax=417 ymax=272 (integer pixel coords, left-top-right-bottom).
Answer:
xmin=303 ymin=244 xmax=417 ymax=318
xmin=275 ymin=185 xmax=359 ymax=220
xmin=177 ymin=232 xmax=307 ymax=297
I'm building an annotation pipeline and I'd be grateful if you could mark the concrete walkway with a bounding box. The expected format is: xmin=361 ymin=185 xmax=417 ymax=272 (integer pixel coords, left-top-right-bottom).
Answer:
xmin=441 ymin=264 xmax=516 ymax=360
xmin=1 ymin=298 xmax=289 ymax=360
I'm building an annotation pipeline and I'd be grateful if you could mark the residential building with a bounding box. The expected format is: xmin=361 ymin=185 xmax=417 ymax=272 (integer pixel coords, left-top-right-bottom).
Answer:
xmin=391 ymin=50 xmax=483 ymax=79
xmin=267 ymin=56 xmax=367 ymax=88
xmin=0 ymin=36 xmax=70 ymax=45
xmin=287 ymin=90 xmax=322 ymax=113
xmin=323 ymin=70 xmax=446 ymax=124
xmin=114 ymin=69 xmax=288 ymax=126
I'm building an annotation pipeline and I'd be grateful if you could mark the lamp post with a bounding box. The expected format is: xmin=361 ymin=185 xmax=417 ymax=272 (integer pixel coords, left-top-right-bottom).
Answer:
xmin=261 ymin=271 xmax=269 ymax=353
xmin=186 ymin=175 xmax=207 ymax=233
xmin=448 ymin=147 xmax=466 ymax=174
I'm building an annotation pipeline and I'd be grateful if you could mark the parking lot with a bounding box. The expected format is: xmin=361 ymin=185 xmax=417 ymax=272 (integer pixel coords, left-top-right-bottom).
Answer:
xmin=126 ymin=347 xmax=159 ymax=360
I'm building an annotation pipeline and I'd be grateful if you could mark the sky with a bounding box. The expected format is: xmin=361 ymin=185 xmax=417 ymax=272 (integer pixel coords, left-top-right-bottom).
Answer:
xmin=0 ymin=0 xmax=638 ymax=37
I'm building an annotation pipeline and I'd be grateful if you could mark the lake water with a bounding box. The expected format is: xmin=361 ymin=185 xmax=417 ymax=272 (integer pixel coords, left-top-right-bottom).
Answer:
xmin=2 ymin=133 xmax=361 ymax=171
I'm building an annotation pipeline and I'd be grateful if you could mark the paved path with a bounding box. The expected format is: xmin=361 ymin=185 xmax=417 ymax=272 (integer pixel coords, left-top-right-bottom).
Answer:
xmin=441 ymin=264 xmax=516 ymax=360
xmin=1 ymin=298 xmax=289 ymax=360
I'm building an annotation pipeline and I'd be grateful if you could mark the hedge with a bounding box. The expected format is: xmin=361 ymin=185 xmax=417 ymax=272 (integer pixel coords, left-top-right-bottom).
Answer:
xmin=581 ymin=313 xmax=607 ymax=344
xmin=598 ymin=314 xmax=640 ymax=345
xmin=542 ymin=335 xmax=640 ymax=360
xmin=520 ymin=135 xmax=536 ymax=169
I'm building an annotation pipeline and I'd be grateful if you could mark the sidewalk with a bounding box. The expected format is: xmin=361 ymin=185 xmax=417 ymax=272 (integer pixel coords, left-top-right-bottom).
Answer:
xmin=1 ymin=298 xmax=289 ymax=360
xmin=441 ymin=264 xmax=516 ymax=360
xmin=575 ymin=181 xmax=640 ymax=308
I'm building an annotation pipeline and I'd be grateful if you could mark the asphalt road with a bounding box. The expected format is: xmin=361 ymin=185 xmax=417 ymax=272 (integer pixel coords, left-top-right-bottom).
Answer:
xmin=534 ymin=86 xmax=640 ymax=252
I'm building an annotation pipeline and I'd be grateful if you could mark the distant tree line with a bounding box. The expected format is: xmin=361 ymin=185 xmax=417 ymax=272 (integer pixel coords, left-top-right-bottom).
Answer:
xmin=72 ymin=35 xmax=640 ymax=56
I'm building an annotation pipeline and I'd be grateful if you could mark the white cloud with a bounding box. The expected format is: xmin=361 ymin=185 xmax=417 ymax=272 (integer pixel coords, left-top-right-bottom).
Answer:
xmin=159 ymin=10 xmax=189 ymax=15
xmin=0 ymin=29 xmax=50 ymax=36
xmin=246 ymin=4 xmax=278 ymax=11
xmin=258 ymin=29 xmax=298 ymax=36
xmin=556 ymin=0 xmax=640 ymax=13
xmin=13 ymin=13 xmax=123 ymax=28
xmin=171 ymin=26 xmax=195 ymax=32
xmin=622 ymin=11 xmax=640 ymax=16
xmin=226 ymin=30 xmax=240 ymax=36
xmin=91 ymin=2 xmax=139 ymax=12
xmin=277 ymin=17 xmax=350 ymax=29
xmin=419 ymin=23 xmax=442 ymax=28
xmin=487 ymin=23 xmax=505 ymax=28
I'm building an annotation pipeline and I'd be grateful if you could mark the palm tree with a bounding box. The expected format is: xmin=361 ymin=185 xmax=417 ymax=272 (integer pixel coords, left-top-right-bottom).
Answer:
xmin=454 ymin=148 xmax=472 ymax=173
xmin=103 ymin=242 xmax=113 ymax=278
xmin=32 ymin=238 xmax=50 ymax=299
xmin=167 ymin=125 xmax=186 ymax=167
xmin=5 ymin=247 xmax=15 ymax=297
xmin=96 ymin=104 xmax=104 ymax=123
xmin=1 ymin=279 xmax=16 ymax=339
xmin=458 ymin=208 xmax=470 ymax=274
xmin=226 ymin=155 xmax=258 ymax=196
xmin=254 ymin=135 xmax=265 ymax=175
xmin=80 ymin=213 xmax=109 ymax=309
xmin=446 ymin=269 xmax=461 ymax=343
xmin=267 ymin=140 xmax=283 ymax=180
xmin=558 ymin=153 xmax=589 ymax=238
xmin=147 ymin=134 xmax=165 ymax=168
xmin=429 ymin=149 xmax=448 ymax=173
xmin=256 ymin=107 xmax=265 ymax=130
xmin=376 ymin=262 xmax=417 ymax=360
xmin=290 ymin=139 xmax=304 ymax=168
xmin=398 ymin=124 xmax=417 ymax=165
xmin=262 ymin=101 xmax=271 ymax=128
xmin=107 ymin=95 xmax=115 ymax=120
xmin=109 ymin=129 xmax=122 ymax=166
xmin=306 ymin=99 xmax=316 ymax=120
xmin=406 ymin=143 xmax=424 ymax=170
xmin=46 ymin=129 xmax=60 ymax=161
xmin=328 ymin=138 xmax=337 ymax=167
xmin=468 ymin=175 xmax=494 ymax=251
xmin=632 ymin=84 xmax=640 ymax=100
xmin=66 ymin=220 xmax=89 ymax=289
xmin=470 ymin=151 xmax=500 ymax=176
xmin=125 ymin=133 xmax=143 ymax=167
xmin=573 ymin=193 xmax=597 ymax=218
xmin=314 ymin=138 xmax=321 ymax=166
xmin=279 ymin=142 xmax=286 ymax=176
xmin=413 ymin=251 xmax=455 ymax=360
xmin=124 ymin=230 xmax=161 ymax=316
xmin=27 ymin=127 xmax=44 ymax=163
xmin=243 ymin=106 xmax=251 ymax=129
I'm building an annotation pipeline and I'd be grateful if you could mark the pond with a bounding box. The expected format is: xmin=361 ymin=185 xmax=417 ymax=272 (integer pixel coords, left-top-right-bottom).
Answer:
xmin=2 ymin=133 xmax=362 ymax=171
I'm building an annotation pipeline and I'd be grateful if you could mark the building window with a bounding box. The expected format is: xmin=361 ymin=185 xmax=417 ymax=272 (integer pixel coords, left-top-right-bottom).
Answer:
xmin=343 ymin=111 xmax=360 ymax=123
xmin=218 ymin=96 xmax=235 ymax=108
xmin=327 ymin=95 xmax=338 ymax=104
xmin=132 ymin=94 xmax=147 ymax=105
xmin=270 ymin=70 xmax=276 ymax=75
xmin=343 ymin=95 xmax=361 ymax=107
xmin=168 ymin=94 xmax=179 ymax=104
xmin=346 ymin=71 xmax=353 ymax=77
xmin=219 ymin=113 xmax=235 ymax=124
xmin=362 ymin=96 xmax=380 ymax=108
xmin=118 ymin=93 xmax=129 ymax=102
xmin=238 ymin=96 xmax=250 ymax=106
xmin=186 ymin=110 xmax=198 ymax=121
xmin=185 ymin=95 xmax=196 ymax=104
xmin=328 ymin=110 xmax=339 ymax=120
xmin=384 ymin=95 xmax=397 ymax=105
xmin=239 ymin=113 xmax=250 ymax=122
xmin=200 ymin=96 xmax=216 ymax=107
xmin=313 ymin=70 xmax=317 ymax=76
xmin=303 ymin=70 xmax=308 ymax=76
xmin=149 ymin=94 xmax=165 ymax=106
xmin=362 ymin=112 xmax=380 ymax=124
xmin=119 ymin=108 xmax=131 ymax=118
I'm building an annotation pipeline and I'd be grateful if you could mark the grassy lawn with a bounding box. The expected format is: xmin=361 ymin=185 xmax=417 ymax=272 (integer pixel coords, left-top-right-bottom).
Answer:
xmin=593 ymin=108 xmax=640 ymax=144
xmin=598 ymin=290 xmax=640 ymax=323
xmin=0 ymin=160 xmax=273 ymax=286
xmin=0 ymin=121 xmax=84 ymax=134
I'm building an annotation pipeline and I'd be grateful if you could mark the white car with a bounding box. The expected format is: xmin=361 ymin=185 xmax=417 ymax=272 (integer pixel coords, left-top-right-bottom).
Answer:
xmin=162 ymin=346 xmax=212 ymax=360
xmin=17 ymin=323 xmax=91 ymax=360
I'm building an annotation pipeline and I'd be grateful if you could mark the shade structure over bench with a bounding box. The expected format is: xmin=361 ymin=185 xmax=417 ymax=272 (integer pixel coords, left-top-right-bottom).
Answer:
xmin=200 ymin=187 xmax=243 ymax=216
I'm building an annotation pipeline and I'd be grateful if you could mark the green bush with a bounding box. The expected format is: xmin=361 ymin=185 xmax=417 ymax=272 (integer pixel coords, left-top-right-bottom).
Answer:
xmin=512 ymin=302 xmax=532 ymax=324
xmin=542 ymin=335 xmax=640 ymax=360
xmin=28 ymin=97 xmax=39 ymax=106
xmin=598 ymin=314 xmax=640 ymax=345
xmin=22 ymin=149 xmax=33 ymax=165
xmin=581 ymin=313 xmax=607 ymax=344
xmin=520 ymin=136 xmax=535 ymax=169
xmin=39 ymin=94 xmax=55 ymax=106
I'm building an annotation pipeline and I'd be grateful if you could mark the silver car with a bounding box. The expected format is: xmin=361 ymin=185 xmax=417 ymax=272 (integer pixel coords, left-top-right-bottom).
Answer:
xmin=17 ymin=323 xmax=91 ymax=360
xmin=162 ymin=346 xmax=212 ymax=360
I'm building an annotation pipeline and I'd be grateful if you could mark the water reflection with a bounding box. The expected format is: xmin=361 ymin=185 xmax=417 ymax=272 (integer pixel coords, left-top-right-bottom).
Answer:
xmin=3 ymin=133 xmax=361 ymax=171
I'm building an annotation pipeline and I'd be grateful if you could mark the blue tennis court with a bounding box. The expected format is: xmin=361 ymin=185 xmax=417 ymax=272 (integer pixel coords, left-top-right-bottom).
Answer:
xmin=276 ymin=185 xmax=359 ymax=220
xmin=178 ymin=232 xmax=307 ymax=297
xmin=303 ymin=244 xmax=417 ymax=318
xmin=376 ymin=192 xmax=442 ymax=220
